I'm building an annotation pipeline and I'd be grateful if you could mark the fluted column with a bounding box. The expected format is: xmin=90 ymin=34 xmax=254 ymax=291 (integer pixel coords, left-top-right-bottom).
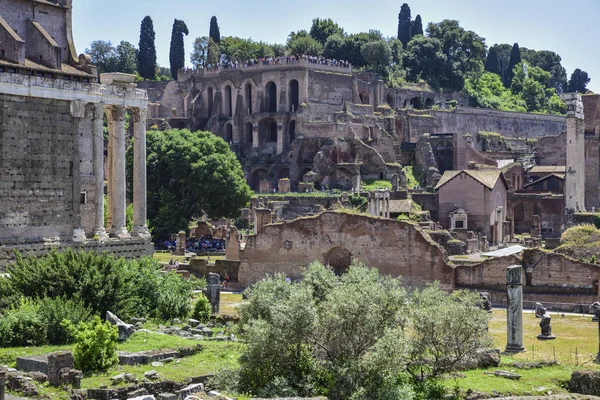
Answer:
xmin=92 ymin=103 xmax=108 ymax=239
xmin=105 ymin=105 xmax=129 ymax=238
xmin=131 ymin=108 xmax=150 ymax=238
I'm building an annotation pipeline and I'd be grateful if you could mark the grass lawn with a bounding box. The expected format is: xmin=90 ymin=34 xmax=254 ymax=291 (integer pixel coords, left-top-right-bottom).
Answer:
xmin=447 ymin=310 xmax=600 ymax=396
xmin=220 ymin=293 xmax=243 ymax=316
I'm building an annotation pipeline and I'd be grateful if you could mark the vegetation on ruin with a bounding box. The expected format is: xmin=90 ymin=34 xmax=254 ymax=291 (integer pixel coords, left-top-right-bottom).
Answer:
xmin=555 ymin=224 xmax=600 ymax=263
xmin=403 ymin=165 xmax=420 ymax=188
xmin=362 ymin=179 xmax=393 ymax=190
xmin=127 ymin=129 xmax=252 ymax=241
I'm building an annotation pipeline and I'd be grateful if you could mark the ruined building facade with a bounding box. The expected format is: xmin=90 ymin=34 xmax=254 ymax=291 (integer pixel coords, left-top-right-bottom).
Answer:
xmin=0 ymin=0 xmax=153 ymax=267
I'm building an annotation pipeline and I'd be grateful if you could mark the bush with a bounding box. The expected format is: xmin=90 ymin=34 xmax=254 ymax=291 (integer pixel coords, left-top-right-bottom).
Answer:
xmin=156 ymin=272 xmax=193 ymax=321
xmin=0 ymin=298 xmax=47 ymax=347
xmin=192 ymin=295 xmax=212 ymax=322
xmin=0 ymin=276 xmax=20 ymax=312
xmin=63 ymin=316 xmax=119 ymax=372
xmin=37 ymin=297 xmax=93 ymax=345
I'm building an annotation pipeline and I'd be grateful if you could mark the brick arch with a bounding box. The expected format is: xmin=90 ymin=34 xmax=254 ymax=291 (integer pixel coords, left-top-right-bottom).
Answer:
xmin=241 ymin=78 xmax=258 ymax=115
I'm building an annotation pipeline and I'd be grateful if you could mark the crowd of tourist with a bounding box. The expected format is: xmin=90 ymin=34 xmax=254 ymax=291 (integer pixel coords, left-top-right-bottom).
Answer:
xmin=158 ymin=235 xmax=226 ymax=253
xmin=200 ymin=55 xmax=351 ymax=72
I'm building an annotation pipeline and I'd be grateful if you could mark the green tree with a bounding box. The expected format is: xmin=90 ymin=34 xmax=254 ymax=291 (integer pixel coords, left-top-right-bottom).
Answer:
xmin=190 ymin=36 xmax=209 ymax=69
xmin=522 ymin=49 xmax=567 ymax=94
xmin=271 ymin=43 xmax=286 ymax=57
xmin=207 ymin=38 xmax=220 ymax=67
xmin=137 ymin=16 xmax=157 ymax=80
xmin=323 ymin=33 xmax=345 ymax=60
xmin=404 ymin=35 xmax=460 ymax=89
xmin=505 ymin=42 xmax=521 ymax=88
xmin=411 ymin=14 xmax=423 ymax=37
xmin=114 ymin=41 xmax=138 ymax=74
xmin=510 ymin=62 xmax=566 ymax=113
xmin=287 ymin=35 xmax=323 ymax=57
xmin=130 ymin=129 xmax=251 ymax=240
xmin=389 ymin=38 xmax=403 ymax=65
xmin=464 ymin=72 xmax=525 ymax=112
xmin=309 ymin=18 xmax=344 ymax=46
xmin=86 ymin=40 xmax=116 ymax=74
xmin=209 ymin=16 xmax=221 ymax=44
xmin=361 ymin=40 xmax=391 ymax=76
xmin=568 ymin=68 xmax=591 ymax=93
xmin=169 ymin=19 xmax=189 ymax=80
xmin=492 ymin=43 xmax=512 ymax=85
xmin=484 ymin=45 xmax=500 ymax=75
xmin=397 ymin=3 xmax=412 ymax=47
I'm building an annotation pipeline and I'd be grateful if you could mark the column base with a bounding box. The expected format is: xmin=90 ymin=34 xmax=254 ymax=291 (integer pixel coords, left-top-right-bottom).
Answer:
xmin=536 ymin=334 xmax=556 ymax=341
xmin=110 ymin=227 xmax=130 ymax=239
xmin=504 ymin=344 xmax=525 ymax=353
xmin=72 ymin=229 xmax=86 ymax=243
xmin=93 ymin=228 xmax=109 ymax=241
xmin=130 ymin=226 xmax=151 ymax=239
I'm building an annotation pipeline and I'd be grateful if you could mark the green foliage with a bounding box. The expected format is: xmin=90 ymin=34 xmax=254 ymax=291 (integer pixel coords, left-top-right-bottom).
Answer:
xmin=505 ymin=43 xmax=521 ymax=88
xmin=128 ymin=129 xmax=251 ymax=240
xmin=192 ymin=295 xmax=212 ymax=322
xmin=0 ymin=275 xmax=20 ymax=312
xmin=348 ymin=194 xmax=368 ymax=212
xmin=85 ymin=40 xmax=138 ymax=75
xmin=190 ymin=36 xmax=209 ymax=69
xmin=169 ymin=19 xmax=189 ymax=80
xmin=219 ymin=37 xmax=276 ymax=64
xmin=0 ymin=298 xmax=47 ymax=347
xmin=361 ymin=40 xmax=392 ymax=76
xmin=485 ymin=46 xmax=500 ymax=75
xmin=568 ymin=68 xmax=590 ymax=93
xmin=37 ymin=296 xmax=93 ymax=345
xmin=309 ymin=18 xmax=344 ymax=46
xmin=156 ymin=273 xmax=194 ymax=321
xmin=138 ymin=16 xmax=157 ymax=80
xmin=411 ymin=15 xmax=423 ymax=37
xmin=63 ymin=316 xmax=119 ymax=372
xmin=404 ymin=35 xmax=458 ymax=90
xmin=397 ymin=3 xmax=412 ymax=47
xmin=287 ymin=35 xmax=323 ymax=57
xmin=209 ymin=16 xmax=221 ymax=44
xmin=521 ymin=48 xmax=567 ymax=94
xmin=510 ymin=62 xmax=566 ymax=114
xmin=464 ymin=72 xmax=526 ymax=112
xmin=207 ymin=38 xmax=220 ymax=67
xmin=230 ymin=263 xmax=492 ymax=399
xmin=362 ymin=179 xmax=392 ymax=190
xmin=403 ymin=166 xmax=420 ymax=188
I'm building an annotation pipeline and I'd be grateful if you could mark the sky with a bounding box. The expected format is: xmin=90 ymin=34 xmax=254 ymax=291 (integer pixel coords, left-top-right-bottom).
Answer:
xmin=72 ymin=0 xmax=599 ymax=92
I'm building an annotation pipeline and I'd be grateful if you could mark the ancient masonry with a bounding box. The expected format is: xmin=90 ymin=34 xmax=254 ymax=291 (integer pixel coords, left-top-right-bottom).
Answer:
xmin=0 ymin=0 xmax=153 ymax=267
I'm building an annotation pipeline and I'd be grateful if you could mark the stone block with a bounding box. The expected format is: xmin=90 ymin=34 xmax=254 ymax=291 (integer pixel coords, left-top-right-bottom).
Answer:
xmin=158 ymin=394 xmax=177 ymax=400
xmin=106 ymin=311 xmax=135 ymax=342
xmin=258 ymin=180 xmax=272 ymax=193
xmin=278 ymin=179 xmax=291 ymax=193
xmin=177 ymin=383 xmax=204 ymax=399
xmin=47 ymin=351 xmax=76 ymax=387
xmin=16 ymin=354 xmax=48 ymax=375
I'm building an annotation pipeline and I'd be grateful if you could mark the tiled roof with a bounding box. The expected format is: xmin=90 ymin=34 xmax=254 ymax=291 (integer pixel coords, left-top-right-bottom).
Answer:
xmin=0 ymin=15 xmax=24 ymax=42
xmin=523 ymin=173 xmax=565 ymax=188
xmin=389 ymin=199 xmax=412 ymax=214
xmin=30 ymin=21 xmax=59 ymax=47
xmin=529 ymin=165 xmax=566 ymax=174
xmin=436 ymin=169 xmax=504 ymax=190
xmin=0 ymin=58 xmax=94 ymax=78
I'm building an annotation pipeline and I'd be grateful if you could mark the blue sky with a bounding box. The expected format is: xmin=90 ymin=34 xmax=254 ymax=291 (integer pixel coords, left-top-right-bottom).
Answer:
xmin=72 ymin=0 xmax=598 ymax=91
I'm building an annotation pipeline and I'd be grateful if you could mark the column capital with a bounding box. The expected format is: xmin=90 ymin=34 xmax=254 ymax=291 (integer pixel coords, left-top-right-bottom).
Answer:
xmin=132 ymin=107 xmax=148 ymax=123
xmin=91 ymin=102 xmax=106 ymax=120
xmin=69 ymin=101 xmax=86 ymax=119
xmin=105 ymin=105 xmax=127 ymax=122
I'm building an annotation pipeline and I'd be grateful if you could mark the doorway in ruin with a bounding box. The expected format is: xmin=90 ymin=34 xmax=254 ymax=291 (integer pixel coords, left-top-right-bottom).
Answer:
xmin=207 ymin=87 xmax=214 ymax=115
xmin=289 ymin=120 xmax=296 ymax=142
xmin=224 ymin=123 xmax=233 ymax=143
xmin=289 ymin=80 xmax=299 ymax=112
xmin=250 ymin=168 xmax=268 ymax=191
xmin=224 ymin=85 xmax=233 ymax=116
xmin=325 ymin=247 xmax=353 ymax=275
xmin=265 ymin=81 xmax=277 ymax=113
xmin=245 ymin=83 xmax=253 ymax=114
xmin=246 ymin=122 xmax=253 ymax=144
xmin=434 ymin=140 xmax=454 ymax=174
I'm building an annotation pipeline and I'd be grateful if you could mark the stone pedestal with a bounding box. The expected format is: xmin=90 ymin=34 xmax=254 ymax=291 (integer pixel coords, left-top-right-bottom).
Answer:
xmin=206 ymin=272 xmax=221 ymax=314
xmin=537 ymin=312 xmax=556 ymax=340
xmin=505 ymin=265 xmax=525 ymax=353
xmin=278 ymin=179 xmax=291 ymax=193
xmin=174 ymin=231 xmax=186 ymax=256
xmin=254 ymin=208 xmax=272 ymax=234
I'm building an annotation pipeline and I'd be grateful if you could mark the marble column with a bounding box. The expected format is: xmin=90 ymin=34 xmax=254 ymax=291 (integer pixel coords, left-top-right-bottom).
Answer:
xmin=92 ymin=103 xmax=108 ymax=239
xmin=505 ymin=265 xmax=525 ymax=353
xmin=105 ymin=105 xmax=129 ymax=238
xmin=131 ymin=108 xmax=150 ymax=238
xmin=276 ymin=123 xmax=284 ymax=154
xmin=106 ymin=113 xmax=114 ymax=231
xmin=252 ymin=124 xmax=259 ymax=148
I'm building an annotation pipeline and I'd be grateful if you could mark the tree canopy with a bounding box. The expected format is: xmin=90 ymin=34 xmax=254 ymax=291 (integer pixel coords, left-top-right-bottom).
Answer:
xmin=169 ymin=19 xmax=189 ymax=80
xmin=209 ymin=16 xmax=221 ymax=44
xmin=309 ymin=18 xmax=344 ymax=46
xmin=128 ymin=129 xmax=251 ymax=240
xmin=85 ymin=40 xmax=137 ymax=75
xmin=568 ymin=68 xmax=591 ymax=93
xmin=397 ymin=3 xmax=412 ymax=47
xmin=137 ymin=16 xmax=157 ymax=80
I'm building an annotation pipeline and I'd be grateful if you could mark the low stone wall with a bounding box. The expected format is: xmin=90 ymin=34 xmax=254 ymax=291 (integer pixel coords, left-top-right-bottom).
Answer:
xmin=0 ymin=238 xmax=154 ymax=270
xmin=188 ymin=258 xmax=241 ymax=282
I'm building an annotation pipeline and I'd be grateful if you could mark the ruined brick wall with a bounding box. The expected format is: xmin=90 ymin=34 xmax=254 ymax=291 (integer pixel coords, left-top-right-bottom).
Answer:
xmin=536 ymin=132 xmax=566 ymax=166
xmin=238 ymin=211 xmax=453 ymax=288
xmin=308 ymin=70 xmax=353 ymax=107
xmin=455 ymin=255 xmax=522 ymax=289
xmin=0 ymin=94 xmax=79 ymax=241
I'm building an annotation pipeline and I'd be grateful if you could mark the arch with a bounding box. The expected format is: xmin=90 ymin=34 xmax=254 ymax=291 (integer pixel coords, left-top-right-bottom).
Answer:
xmin=359 ymin=92 xmax=370 ymax=105
xmin=424 ymin=98 xmax=434 ymax=108
xmin=434 ymin=140 xmax=454 ymax=174
xmin=289 ymin=79 xmax=299 ymax=112
xmin=277 ymin=168 xmax=290 ymax=180
xmin=245 ymin=122 xmax=253 ymax=144
xmin=265 ymin=81 xmax=277 ymax=113
xmin=224 ymin=85 xmax=233 ymax=116
xmin=250 ymin=169 xmax=268 ymax=191
xmin=224 ymin=123 xmax=233 ymax=143
xmin=207 ymin=87 xmax=214 ymax=115
xmin=327 ymin=167 xmax=354 ymax=190
xmin=245 ymin=83 xmax=253 ymax=114
xmin=386 ymin=92 xmax=395 ymax=108
xmin=325 ymin=247 xmax=353 ymax=275
xmin=289 ymin=120 xmax=296 ymax=142
xmin=259 ymin=118 xmax=278 ymax=144
xmin=409 ymin=97 xmax=422 ymax=109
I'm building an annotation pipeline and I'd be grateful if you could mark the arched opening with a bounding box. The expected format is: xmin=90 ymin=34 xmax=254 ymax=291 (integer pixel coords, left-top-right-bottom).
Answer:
xmin=259 ymin=118 xmax=278 ymax=144
xmin=325 ymin=247 xmax=353 ymax=275
xmin=289 ymin=80 xmax=299 ymax=112
xmin=245 ymin=122 xmax=253 ymax=144
xmin=359 ymin=92 xmax=370 ymax=105
xmin=224 ymin=123 xmax=233 ymax=143
xmin=250 ymin=169 xmax=268 ymax=191
xmin=265 ymin=81 xmax=277 ymax=113
xmin=425 ymin=98 xmax=434 ymax=108
xmin=277 ymin=168 xmax=290 ymax=180
xmin=434 ymin=140 xmax=454 ymax=174
xmin=207 ymin=87 xmax=214 ymax=115
xmin=224 ymin=85 xmax=233 ymax=116
xmin=289 ymin=120 xmax=296 ymax=142
xmin=410 ymin=97 xmax=422 ymax=109
xmin=245 ymin=83 xmax=252 ymax=114
xmin=327 ymin=168 xmax=354 ymax=190
xmin=387 ymin=93 xmax=395 ymax=108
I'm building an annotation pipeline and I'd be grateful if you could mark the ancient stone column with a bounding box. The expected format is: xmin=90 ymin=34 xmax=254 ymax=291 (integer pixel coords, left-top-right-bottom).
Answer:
xmin=276 ymin=123 xmax=284 ymax=154
xmin=69 ymin=101 xmax=86 ymax=241
xmin=505 ymin=265 xmax=525 ymax=353
xmin=106 ymin=112 xmax=114 ymax=231
xmin=562 ymin=92 xmax=585 ymax=213
xmin=0 ymin=369 xmax=5 ymax=400
xmin=92 ymin=103 xmax=108 ymax=239
xmin=131 ymin=108 xmax=150 ymax=238
xmin=105 ymin=105 xmax=129 ymax=238
xmin=206 ymin=272 xmax=221 ymax=314
xmin=252 ymin=124 xmax=259 ymax=148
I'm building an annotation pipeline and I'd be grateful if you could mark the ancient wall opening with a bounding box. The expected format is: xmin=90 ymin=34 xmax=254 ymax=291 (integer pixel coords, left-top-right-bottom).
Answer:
xmin=245 ymin=122 xmax=253 ymax=144
xmin=207 ymin=87 xmax=214 ymax=115
xmin=250 ymin=168 xmax=268 ymax=191
xmin=289 ymin=120 xmax=296 ymax=142
xmin=435 ymin=140 xmax=454 ymax=173
xmin=265 ymin=81 xmax=277 ymax=113
xmin=289 ymin=80 xmax=299 ymax=112
xmin=259 ymin=118 xmax=278 ymax=144
xmin=224 ymin=123 xmax=233 ymax=143
xmin=325 ymin=247 xmax=353 ymax=275
xmin=224 ymin=85 xmax=233 ymax=116
xmin=245 ymin=83 xmax=252 ymax=114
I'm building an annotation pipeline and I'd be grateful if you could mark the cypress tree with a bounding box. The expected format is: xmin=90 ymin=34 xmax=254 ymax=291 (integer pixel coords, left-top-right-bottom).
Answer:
xmin=411 ymin=14 xmax=423 ymax=37
xmin=137 ymin=16 xmax=157 ymax=80
xmin=169 ymin=19 xmax=189 ymax=80
xmin=505 ymin=42 xmax=521 ymax=88
xmin=397 ymin=3 xmax=412 ymax=47
xmin=209 ymin=16 xmax=221 ymax=45
xmin=484 ymin=45 xmax=500 ymax=75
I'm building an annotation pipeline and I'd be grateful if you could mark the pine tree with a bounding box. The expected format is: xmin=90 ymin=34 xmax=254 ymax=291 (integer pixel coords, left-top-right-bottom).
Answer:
xmin=484 ymin=45 xmax=500 ymax=75
xmin=137 ymin=16 xmax=157 ymax=80
xmin=411 ymin=14 xmax=423 ymax=37
xmin=397 ymin=3 xmax=412 ymax=47
xmin=209 ymin=16 xmax=221 ymax=45
xmin=568 ymin=68 xmax=590 ymax=93
xmin=505 ymin=42 xmax=521 ymax=88
xmin=169 ymin=19 xmax=189 ymax=80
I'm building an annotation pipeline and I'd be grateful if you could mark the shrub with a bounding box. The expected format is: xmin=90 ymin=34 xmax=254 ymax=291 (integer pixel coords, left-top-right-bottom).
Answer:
xmin=37 ymin=296 xmax=93 ymax=345
xmin=192 ymin=295 xmax=212 ymax=322
xmin=156 ymin=272 xmax=193 ymax=321
xmin=63 ymin=316 xmax=119 ymax=372
xmin=0 ymin=298 xmax=47 ymax=347
xmin=0 ymin=276 xmax=20 ymax=312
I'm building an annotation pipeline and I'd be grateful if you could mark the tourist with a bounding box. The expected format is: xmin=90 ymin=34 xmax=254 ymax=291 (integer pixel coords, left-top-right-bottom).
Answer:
xmin=223 ymin=272 xmax=230 ymax=288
